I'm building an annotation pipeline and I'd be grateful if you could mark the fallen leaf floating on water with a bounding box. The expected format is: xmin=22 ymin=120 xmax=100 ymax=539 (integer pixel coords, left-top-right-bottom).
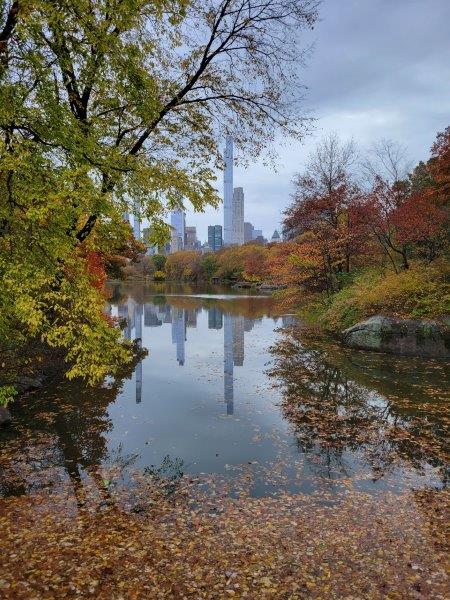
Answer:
xmin=0 ymin=476 xmax=449 ymax=599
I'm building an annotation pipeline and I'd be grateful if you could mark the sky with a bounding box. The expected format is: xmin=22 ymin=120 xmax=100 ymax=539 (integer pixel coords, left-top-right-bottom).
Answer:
xmin=185 ymin=0 xmax=450 ymax=243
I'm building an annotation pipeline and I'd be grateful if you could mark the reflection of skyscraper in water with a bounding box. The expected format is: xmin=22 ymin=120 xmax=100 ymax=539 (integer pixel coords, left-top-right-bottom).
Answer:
xmin=119 ymin=298 xmax=142 ymax=403
xmin=223 ymin=313 xmax=234 ymax=415
xmin=163 ymin=305 xmax=172 ymax=323
xmin=172 ymin=308 xmax=186 ymax=366
xmin=208 ymin=307 xmax=223 ymax=330
xmin=232 ymin=316 xmax=245 ymax=367
xmin=118 ymin=303 xmax=129 ymax=338
xmin=144 ymin=303 xmax=162 ymax=327
xmin=135 ymin=302 xmax=143 ymax=404
xmin=282 ymin=315 xmax=296 ymax=327
xmin=186 ymin=308 xmax=197 ymax=328
xmin=123 ymin=297 xmax=135 ymax=340
xmin=244 ymin=318 xmax=254 ymax=332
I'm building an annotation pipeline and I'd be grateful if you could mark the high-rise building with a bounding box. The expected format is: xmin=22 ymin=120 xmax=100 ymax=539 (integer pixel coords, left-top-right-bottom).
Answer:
xmin=232 ymin=187 xmax=244 ymax=245
xmin=208 ymin=224 xmax=223 ymax=251
xmin=271 ymin=230 xmax=281 ymax=243
xmin=185 ymin=226 xmax=197 ymax=250
xmin=133 ymin=198 xmax=141 ymax=240
xmin=244 ymin=222 xmax=254 ymax=243
xmin=142 ymin=227 xmax=159 ymax=255
xmin=252 ymin=229 xmax=262 ymax=240
xmin=223 ymin=137 xmax=233 ymax=245
xmin=170 ymin=209 xmax=185 ymax=253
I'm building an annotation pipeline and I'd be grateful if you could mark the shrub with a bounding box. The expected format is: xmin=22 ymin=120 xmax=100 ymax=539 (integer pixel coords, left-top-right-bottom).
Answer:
xmin=153 ymin=270 xmax=166 ymax=281
xmin=0 ymin=385 xmax=17 ymax=407
xmin=319 ymin=260 xmax=450 ymax=333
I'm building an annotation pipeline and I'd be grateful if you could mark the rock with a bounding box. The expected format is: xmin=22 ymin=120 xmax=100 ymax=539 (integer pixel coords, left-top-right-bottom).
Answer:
xmin=16 ymin=374 xmax=44 ymax=394
xmin=341 ymin=315 xmax=449 ymax=358
xmin=232 ymin=281 xmax=255 ymax=288
xmin=0 ymin=406 xmax=12 ymax=426
xmin=258 ymin=283 xmax=287 ymax=291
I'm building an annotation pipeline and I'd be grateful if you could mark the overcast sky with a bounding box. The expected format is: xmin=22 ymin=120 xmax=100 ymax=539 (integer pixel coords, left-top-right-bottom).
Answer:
xmin=186 ymin=0 xmax=450 ymax=243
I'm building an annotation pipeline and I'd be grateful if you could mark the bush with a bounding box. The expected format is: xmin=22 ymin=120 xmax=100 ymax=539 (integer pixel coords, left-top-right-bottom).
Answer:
xmin=319 ymin=260 xmax=450 ymax=333
xmin=0 ymin=385 xmax=17 ymax=407
xmin=152 ymin=254 xmax=166 ymax=271
xmin=153 ymin=270 xmax=166 ymax=281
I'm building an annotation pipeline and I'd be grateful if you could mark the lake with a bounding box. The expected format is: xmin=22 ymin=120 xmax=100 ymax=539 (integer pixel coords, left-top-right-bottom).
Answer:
xmin=0 ymin=283 xmax=447 ymax=498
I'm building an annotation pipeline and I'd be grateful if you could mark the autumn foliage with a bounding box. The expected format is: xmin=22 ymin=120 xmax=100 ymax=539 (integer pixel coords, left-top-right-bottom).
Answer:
xmin=282 ymin=129 xmax=448 ymax=291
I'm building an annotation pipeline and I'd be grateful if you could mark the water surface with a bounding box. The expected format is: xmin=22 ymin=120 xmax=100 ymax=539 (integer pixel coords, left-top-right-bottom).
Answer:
xmin=0 ymin=283 xmax=447 ymax=498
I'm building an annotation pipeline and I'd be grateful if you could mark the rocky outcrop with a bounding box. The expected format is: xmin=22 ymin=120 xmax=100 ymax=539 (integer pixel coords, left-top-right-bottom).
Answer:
xmin=341 ymin=315 xmax=449 ymax=358
xmin=0 ymin=406 xmax=12 ymax=426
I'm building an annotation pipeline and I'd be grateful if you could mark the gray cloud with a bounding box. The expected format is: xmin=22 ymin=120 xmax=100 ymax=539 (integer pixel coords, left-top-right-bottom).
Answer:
xmin=187 ymin=0 xmax=450 ymax=241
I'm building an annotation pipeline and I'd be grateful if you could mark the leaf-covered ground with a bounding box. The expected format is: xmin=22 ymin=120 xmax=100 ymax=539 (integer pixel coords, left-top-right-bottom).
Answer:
xmin=0 ymin=477 xmax=448 ymax=599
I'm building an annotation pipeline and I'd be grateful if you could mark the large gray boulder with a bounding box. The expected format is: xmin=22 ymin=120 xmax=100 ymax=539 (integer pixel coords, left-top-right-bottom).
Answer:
xmin=341 ymin=315 xmax=449 ymax=358
xmin=0 ymin=406 xmax=12 ymax=426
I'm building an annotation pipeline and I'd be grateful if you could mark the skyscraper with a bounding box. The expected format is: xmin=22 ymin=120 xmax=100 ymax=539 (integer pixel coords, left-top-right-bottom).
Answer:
xmin=170 ymin=209 xmax=185 ymax=253
xmin=223 ymin=137 xmax=233 ymax=245
xmin=244 ymin=222 xmax=254 ymax=243
xmin=232 ymin=187 xmax=244 ymax=245
xmin=133 ymin=198 xmax=141 ymax=240
xmin=185 ymin=226 xmax=197 ymax=250
xmin=208 ymin=224 xmax=223 ymax=251
xmin=271 ymin=230 xmax=281 ymax=243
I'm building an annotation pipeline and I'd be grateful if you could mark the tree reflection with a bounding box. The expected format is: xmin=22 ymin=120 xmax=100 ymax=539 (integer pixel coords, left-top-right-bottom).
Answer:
xmin=269 ymin=327 xmax=449 ymax=487
xmin=0 ymin=357 xmax=141 ymax=502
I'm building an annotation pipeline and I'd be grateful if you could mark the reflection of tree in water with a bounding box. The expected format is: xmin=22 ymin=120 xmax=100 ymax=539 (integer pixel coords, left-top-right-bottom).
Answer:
xmin=0 ymin=359 xmax=140 ymax=501
xmin=112 ymin=281 xmax=284 ymax=320
xmin=269 ymin=327 xmax=448 ymax=487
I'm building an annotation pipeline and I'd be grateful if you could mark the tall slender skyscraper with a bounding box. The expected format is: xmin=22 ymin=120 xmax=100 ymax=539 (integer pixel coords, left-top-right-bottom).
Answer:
xmin=223 ymin=137 xmax=233 ymax=245
xmin=224 ymin=313 xmax=234 ymax=415
xmin=133 ymin=198 xmax=141 ymax=240
xmin=135 ymin=302 xmax=143 ymax=404
xmin=232 ymin=187 xmax=244 ymax=245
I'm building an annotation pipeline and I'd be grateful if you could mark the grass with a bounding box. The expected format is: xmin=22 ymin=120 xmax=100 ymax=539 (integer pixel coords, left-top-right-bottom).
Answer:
xmin=301 ymin=260 xmax=450 ymax=334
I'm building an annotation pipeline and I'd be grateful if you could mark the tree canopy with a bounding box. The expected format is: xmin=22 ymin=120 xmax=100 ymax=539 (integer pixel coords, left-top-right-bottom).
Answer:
xmin=0 ymin=0 xmax=318 ymax=389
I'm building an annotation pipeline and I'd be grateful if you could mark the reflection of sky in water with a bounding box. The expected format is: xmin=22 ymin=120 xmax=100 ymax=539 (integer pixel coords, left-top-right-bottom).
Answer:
xmin=111 ymin=296 xmax=293 ymax=481
xmin=1 ymin=285 xmax=446 ymax=499
xmin=106 ymin=289 xmax=444 ymax=497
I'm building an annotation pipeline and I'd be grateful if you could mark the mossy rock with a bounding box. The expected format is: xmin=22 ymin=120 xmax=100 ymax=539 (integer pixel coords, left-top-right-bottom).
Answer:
xmin=341 ymin=315 xmax=449 ymax=358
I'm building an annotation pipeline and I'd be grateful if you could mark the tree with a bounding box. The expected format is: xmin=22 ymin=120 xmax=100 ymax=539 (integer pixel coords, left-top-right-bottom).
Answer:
xmin=362 ymin=130 xmax=449 ymax=270
xmin=283 ymin=134 xmax=369 ymax=293
xmin=362 ymin=139 xmax=412 ymax=186
xmin=200 ymin=253 xmax=218 ymax=280
xmin=428 ymin=126 xmax=450 ymax=205
xmin=152 ymin=254 xmax=166 ymax=272
xmin=0 ymin=0 xmax=318 ymax=384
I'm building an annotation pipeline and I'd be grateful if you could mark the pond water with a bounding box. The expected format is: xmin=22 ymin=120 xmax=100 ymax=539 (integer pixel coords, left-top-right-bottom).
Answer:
xmin=0 ymin=283 xmax=448 ymax=498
